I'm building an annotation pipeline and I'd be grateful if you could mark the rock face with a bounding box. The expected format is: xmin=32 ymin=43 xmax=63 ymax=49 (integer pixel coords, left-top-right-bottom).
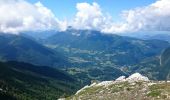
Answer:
xmin=96 ymin=81 xmax=113 ymax=87
xmin=115 ymin=76 xmax=126 ymax=82
xmin=115 ymin=73 xmax=149 ymax=83
xmin=93 ymin=73 xmax=149 ymax=87
xmin=74 ymin=73 xmax=149 ymax=90
xmin=126 ymin=73 xmax=149 ymax=82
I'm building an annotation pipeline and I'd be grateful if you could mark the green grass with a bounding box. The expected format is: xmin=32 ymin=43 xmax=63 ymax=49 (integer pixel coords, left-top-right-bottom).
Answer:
xmin=147 ymin=83 xmax=170 ymax=99
xmin=0 ymin=61 xmax=81 ymax=100
xmin=147 ymin=90 xmax=161 ymax=97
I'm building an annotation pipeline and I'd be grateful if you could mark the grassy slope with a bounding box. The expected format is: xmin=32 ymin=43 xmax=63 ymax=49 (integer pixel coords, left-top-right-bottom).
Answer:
xmin=0 ymin=61 xmax=80 ymax=100
xmin=68 ymin=81 xmax=170 ymax=100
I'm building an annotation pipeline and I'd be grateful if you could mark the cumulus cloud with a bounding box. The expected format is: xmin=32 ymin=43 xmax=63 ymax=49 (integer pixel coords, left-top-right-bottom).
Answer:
xmin=1 ymin=0 xmax=170 ymax=34
xmin=72 ymin=0 xmax=170 ymax=34
xmin=0 ymin=0 xmax=66 ymax=34
xmin=117 ymin=0 xmax=170 ymax=33
xmin=71 ymin=2 xmax=112 ymax=31
xmin=70 ymin=2 xmax=133 ymax=33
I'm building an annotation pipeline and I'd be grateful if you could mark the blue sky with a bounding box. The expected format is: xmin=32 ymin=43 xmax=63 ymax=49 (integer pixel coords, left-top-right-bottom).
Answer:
xmin=29 ymin=0 xmax=156 ymax=20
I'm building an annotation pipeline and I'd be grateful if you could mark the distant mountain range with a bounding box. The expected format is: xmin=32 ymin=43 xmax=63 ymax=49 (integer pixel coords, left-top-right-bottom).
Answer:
xmin=1 ymin=30 xmax=169 ymax=81
xmin=146 ymin=34 xmax=170 ymax=43
xmin=0 ymin=61 xmax=79 ymax=100
xmin=128 ymin=33 xmax=170 ymax=43
xmin=44 ymin=30 xmax=169 ymax=65
xmin=0 ymin=34 xmax=68 ymax=67
xmin=41 ymin=29 xmax=169 ymax=81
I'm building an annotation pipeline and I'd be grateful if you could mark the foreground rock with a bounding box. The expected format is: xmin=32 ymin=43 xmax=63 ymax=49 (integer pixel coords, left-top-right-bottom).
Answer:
xmin=63 ymin=73 xmax=170 ymax=100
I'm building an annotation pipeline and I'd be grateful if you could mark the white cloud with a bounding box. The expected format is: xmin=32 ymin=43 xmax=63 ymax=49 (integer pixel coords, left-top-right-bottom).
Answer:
xmin=71 ymin=2 xmax=112 ymax=31
xmin=72 ymin=0 xmax=170 ymax=34
xmin=70 ymin=2 xmax=131 ymax=33
xmin=1 ymin=0 xmax=170 ymax=34
xmin=0 ymin=0 xmax=66 ymax=34
xmin=117 ymin=0 xmax=170 ymax=33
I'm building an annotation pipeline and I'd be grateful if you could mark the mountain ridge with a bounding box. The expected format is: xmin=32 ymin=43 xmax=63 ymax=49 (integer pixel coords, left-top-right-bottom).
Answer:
xmin=0 ymin=34 xmax=68 ymax=67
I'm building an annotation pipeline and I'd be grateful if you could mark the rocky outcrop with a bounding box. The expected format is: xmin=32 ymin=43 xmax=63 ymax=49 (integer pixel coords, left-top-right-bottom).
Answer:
xmin=72 ymin=73 xmax=150 ymax=96
xmin=115 ymin=73 xmax=149 ymax=83
xmin=126 ymin=73 xmax=149 ymax=82
xmin=66 ymin=73 xmax=170 ymax=100
xmin=62 ymin=73 xmax=170 ymax=100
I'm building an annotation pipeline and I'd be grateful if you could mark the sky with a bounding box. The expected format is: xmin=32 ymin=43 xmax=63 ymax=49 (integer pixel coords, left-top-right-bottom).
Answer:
xmin=29 ymin=0 xmax=157 ymax=20
xmin=0 ymin=0 xmax=170 ymax=34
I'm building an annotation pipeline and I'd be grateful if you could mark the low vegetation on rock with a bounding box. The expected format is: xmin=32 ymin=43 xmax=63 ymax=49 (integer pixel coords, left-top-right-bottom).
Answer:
xmin=64 ymin=73 xmax=170 ymax=100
